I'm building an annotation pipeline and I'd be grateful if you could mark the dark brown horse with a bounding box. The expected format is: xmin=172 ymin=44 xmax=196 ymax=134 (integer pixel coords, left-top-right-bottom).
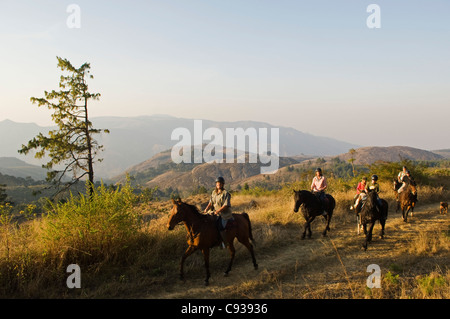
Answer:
xmin=397 ymin=182 xmax=417 ymax=222
xmin=293 ymin=190 xmax=335 ymax=239
xmin=359 ymin=190 xmax=389 ymax=250
xmin=167 ymin=198 xmax=258 ymax=285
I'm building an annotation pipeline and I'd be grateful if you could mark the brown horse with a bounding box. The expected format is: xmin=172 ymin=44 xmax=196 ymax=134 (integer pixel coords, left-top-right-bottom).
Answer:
xmin=397 ymin=183 xmax=417 ymax=222
xmin=167 ymin=198 xmax=258 ymax=286
xmin=394 ymin=178 xmax=417 ymax=216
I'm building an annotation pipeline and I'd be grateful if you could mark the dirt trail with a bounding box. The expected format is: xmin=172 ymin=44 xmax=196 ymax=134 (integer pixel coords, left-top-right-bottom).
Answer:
xmin=142 ymin=203 xmax=449 ymax=298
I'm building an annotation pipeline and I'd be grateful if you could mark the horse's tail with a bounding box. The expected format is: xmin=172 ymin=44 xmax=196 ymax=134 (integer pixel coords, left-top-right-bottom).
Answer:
xmin=241 ymin=211 xmax=255 ymax=246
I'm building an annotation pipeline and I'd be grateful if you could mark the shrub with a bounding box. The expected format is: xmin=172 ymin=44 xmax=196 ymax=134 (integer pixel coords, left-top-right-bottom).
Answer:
xmin=41 ymin=181 xmax=142 ymax=267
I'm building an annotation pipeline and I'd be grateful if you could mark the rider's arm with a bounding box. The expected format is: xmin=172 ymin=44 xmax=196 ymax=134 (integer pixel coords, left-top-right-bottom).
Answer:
xmin=320 ymin=177 xmax=328 ymax=191
xmin=203 ymin=200 xmax=212 ymax=214
xmin=215 ymin=203 xmax=230 ymax=215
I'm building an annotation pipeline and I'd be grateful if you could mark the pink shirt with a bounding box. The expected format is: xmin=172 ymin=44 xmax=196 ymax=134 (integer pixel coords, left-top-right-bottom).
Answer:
xmin=311 ymin=176 xmax=327 ymax=192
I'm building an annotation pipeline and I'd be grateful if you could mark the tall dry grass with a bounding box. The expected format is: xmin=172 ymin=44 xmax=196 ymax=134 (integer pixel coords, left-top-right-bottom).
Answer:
xmin=0 ymin=176 xmax=448 ymax=298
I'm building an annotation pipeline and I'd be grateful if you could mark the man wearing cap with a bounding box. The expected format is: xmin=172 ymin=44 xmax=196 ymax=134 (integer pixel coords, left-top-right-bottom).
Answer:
xmin=203 ymin=176 xmax=233 ymax=248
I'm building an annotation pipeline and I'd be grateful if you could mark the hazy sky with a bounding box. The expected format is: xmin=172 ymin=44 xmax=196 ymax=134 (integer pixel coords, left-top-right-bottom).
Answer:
xmin=1 ymin=0 xmax=449 ymax=150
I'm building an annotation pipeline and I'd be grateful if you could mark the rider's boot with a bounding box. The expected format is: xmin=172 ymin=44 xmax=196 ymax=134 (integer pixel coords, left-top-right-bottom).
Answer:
xmin=220 ymin=231 xmax=227 ymax=249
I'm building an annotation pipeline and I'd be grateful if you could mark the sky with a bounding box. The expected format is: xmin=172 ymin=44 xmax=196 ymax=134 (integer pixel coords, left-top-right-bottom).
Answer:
xmin=1 ymin=0 xmax=449 ymax=150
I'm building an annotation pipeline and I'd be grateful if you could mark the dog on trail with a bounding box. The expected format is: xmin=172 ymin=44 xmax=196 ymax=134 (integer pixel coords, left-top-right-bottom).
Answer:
xmin=440 ymin=202 xmax=448 ymax=215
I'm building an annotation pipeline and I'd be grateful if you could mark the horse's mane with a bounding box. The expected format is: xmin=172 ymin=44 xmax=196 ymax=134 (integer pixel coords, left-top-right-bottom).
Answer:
xmin=299 ymin=190 xmax=315 ymax=198
xmin=181 ymin=201 xmax=207 ymax=218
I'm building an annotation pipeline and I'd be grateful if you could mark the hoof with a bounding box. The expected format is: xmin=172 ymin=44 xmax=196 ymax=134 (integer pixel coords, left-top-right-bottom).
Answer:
xmin=223 ymin=272 xmax=229 ymax=277
xmin=254 ymin=264 xmax=259 ymax=270
xmin=204 ymin=280 xmax=209 ymax=286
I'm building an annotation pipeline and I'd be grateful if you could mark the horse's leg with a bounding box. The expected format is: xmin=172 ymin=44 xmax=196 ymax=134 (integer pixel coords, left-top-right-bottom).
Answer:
xmin=307 ymin=221 xmax=312 ymax=238
xmin=201 ymin=248 xmax=211 ymax=286
xmin=237 ymin=236 xmax=258 ymax=270
xmin=235 ymin=220 xmax=258 ymax=270
xmin=322 ymin=213 xmax=332 ymax=237
xmin=363 ymin=222 xmax=375 ymax=251
xmin=356 ymin=214 xmax=361 ymax=235
xmin=403 ymin=207 xmax=409 ymax=222
xmin=180 ymin=245 xmax=197 ymax=281
xmin=379 ymin=218 xmax=386 ymax=239
xmin=224 ymin=241 xmax=236 ymax=276
xmin=367 ymin=222 xmax=375 ymax=242
xmin=303 ymin=216 xmax=315 ymax=239
xmin=301 ymin=221 xmax=308 ymax=239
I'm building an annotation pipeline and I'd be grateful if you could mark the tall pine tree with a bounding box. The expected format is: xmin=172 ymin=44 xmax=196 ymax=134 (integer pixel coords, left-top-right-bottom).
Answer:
xmin=19 ymin=57 xmax=109 ymax=196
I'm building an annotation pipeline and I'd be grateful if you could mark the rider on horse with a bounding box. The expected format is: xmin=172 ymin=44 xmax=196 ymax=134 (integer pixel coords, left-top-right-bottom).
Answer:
xmin=350 ymin=176 xmax=367 ymax=210
xmin=366 ymin=174 xmax=382 ymax=211
xmin=353 ymin=174 xmax=382 ymax=213
xmin=203 ymin=176 xmax=234 ymax=248
xmin=310 ymin=167 xmax=328 ymax=215
xmin=397 ymin=166 xmax=411 ymax=194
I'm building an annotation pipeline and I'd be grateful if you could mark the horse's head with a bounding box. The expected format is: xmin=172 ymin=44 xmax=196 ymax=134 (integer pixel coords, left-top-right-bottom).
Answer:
xmin=361 ymin=189 xmax=378 ymax=212
xmin=167 ymin=198 xmax=184 ymax=230
xmin=367 ymin=188 xmax=378 ymax=198
xmin=409 ymin=182 xmax=417 ymax=196
xmin=293 ymin=190 xmax=306 ymax=213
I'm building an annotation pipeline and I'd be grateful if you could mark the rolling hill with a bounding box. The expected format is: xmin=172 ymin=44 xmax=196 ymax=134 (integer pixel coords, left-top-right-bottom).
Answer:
xmin=432 ymin=149 xmax=450 ymax=159
xmin=0 ymin=157 xmax=47 ymax=181
xmin=113 ymin=146 xmax=304 ymax=191
xmin=335 ymin=146 xmax=444 ymax=165
xmin=0 ymin=116 xmax=359 ymax=180
xmin=114 ymin=145 xmax=445 ymax=193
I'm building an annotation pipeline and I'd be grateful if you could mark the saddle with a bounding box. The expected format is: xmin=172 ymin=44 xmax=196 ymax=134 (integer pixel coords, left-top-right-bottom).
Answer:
xmin=313 ymin=192 xmax=329 ymax=215
xmin=225 ymin=218 xmax=237 ymax=230
xmin=314 ymin=193 xmax=328 ymax=207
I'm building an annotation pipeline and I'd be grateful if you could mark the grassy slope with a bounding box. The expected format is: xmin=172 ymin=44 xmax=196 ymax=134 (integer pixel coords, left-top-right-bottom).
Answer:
xmin=1 ymin=182 xmax=448 ymax=298
xmin=75 ymin=184 xmax=449 ymax=299
xmin=130 ymin=197 xmax=449 ymax=299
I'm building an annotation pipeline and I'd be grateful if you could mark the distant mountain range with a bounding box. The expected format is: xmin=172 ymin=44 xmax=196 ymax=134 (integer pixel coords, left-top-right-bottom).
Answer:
xmin=1 ymin=116 xmax=447 ymax=187
xmin=0 ymin=157 xmax=47 ymax=181
xmin=0 ymin=116 xmax=360 ymax=179
xmin=432 ymin=149 xmax=450 ymax=159
xmin=113 ymin=145 xmax=445 ymax=193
